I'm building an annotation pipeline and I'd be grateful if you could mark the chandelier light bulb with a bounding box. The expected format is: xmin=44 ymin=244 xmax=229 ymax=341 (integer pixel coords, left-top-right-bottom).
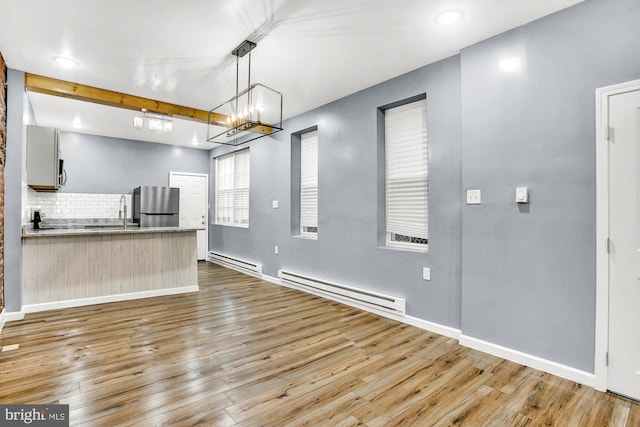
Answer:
xmin=133 ymin=116 xmax=144 ymax=129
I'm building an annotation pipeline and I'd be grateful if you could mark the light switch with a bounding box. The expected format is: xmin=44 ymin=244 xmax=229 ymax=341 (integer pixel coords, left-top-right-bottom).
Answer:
xmin=466 ymin=189 xmax=481 ymax=205
xmin=423 ymin=267 xmax=431 ymax=281
xmin=272 ymin=200 xmax=279 ymax=209
xmin=516 ymin=187 xmax=529 ymax=204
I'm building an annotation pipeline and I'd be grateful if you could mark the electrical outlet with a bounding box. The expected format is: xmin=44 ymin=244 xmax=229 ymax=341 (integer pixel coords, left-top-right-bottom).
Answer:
xmin=274 ymin=245 xmax=279 ymax=255
xmin=423 ymin=267 xmax=431 ymax=281
xmin=466 ymin=189 xmax=481 ymax=205
xmin=272 ymin=200 xmax=279 ymax=209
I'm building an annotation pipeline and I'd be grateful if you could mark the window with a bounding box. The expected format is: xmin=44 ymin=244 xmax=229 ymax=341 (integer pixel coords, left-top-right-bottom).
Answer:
xmin=385 ymin=98 xmax=428 ymax=250
xmin=300 ymin=130 xmax=318 ymax=238
xmin=215 ymin=149 xmax=250 ymax=227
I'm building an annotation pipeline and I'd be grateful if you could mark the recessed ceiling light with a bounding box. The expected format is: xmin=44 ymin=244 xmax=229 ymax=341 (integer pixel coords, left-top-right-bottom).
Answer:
xmin=72 ymin=116 xmax=83 ymax=128
xmin=52 ymin=56 xmax=79 ymax=68
xmin=500 ymin=57 xmax=522 ymax=73
xmin=436 ymin=10 xmax=463 ymax=26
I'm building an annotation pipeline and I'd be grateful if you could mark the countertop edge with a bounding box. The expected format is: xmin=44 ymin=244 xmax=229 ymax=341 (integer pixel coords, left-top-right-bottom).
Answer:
xmin=23 ymin=227 xmax=201 ymax=238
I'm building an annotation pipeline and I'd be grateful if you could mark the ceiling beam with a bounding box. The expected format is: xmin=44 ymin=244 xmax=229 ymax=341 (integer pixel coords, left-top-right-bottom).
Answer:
xmin=25 ymin=73 xmax=226 ymax=124
xmin=24 ymin=73 xmax=274 ymax=135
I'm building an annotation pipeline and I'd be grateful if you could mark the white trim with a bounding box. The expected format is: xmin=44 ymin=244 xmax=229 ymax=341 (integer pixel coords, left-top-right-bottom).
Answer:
xmin=299 ymin=130 xmax=318 ymax=237
xmin=261 ymin=273 xmax=460 ymax=339
xmin=21 ymin=286 xmax=199 ymax=314
xmin=214 ymin=149 xmax=250 ymax=228
xmin=384 ymin=98 xmax=429 ymax=245
xmin=4 ymin=311 xmax=26 ymax=321
xmin=460 ymin=335 xmax=596 ymax=387
xmin=403 ymin=315 xmax=461 ymax=340
xmin=0 ymin=310 xmax=26 ymax=331
xmin=594 ymin=78 xmax=640 ymax=392
xmin=170 ymin=171 xmax=210 ymax=261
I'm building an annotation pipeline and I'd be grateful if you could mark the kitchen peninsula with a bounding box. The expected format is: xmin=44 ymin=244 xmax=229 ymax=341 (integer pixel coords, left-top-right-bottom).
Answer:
xmin=22 ymin=226 xmax=198 ymax=310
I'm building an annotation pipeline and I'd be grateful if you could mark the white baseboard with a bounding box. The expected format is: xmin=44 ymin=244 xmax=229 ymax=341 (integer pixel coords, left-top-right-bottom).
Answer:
xmin=260 ymin=273 xmax=282 ymax=286
xmin=403 ymin=315 xmax=461 ymax=340
xmin=4 ymin=311 xmax=26 ymax=321
xmin=21 ymin=286 xmax=199 ymax=314
xmin=0 ymin=309 xmax=26 ymax=331
xmin=460 ymin=335 xmax=596 ymax=388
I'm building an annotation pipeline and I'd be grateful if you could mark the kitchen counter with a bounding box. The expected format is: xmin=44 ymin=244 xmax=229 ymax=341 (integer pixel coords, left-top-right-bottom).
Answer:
xmin=22 ymin=227 xmax=198 ymax=309
xmin=23 ymin=226 xmax=200 ymax=238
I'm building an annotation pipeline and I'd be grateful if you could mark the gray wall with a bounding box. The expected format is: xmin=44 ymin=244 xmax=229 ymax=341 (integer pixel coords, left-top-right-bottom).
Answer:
xmin=210 ymin=54 xmax=463 ymax=328
xmin=209 ymin=0 xmax=640 ymax=374
xmin=60 ymin=132 xmax=209 ymax=193
xmin=4 ymin=69 xmax=29 ymax=312
xmin=460 ymin=0 xmax=640 ymax=372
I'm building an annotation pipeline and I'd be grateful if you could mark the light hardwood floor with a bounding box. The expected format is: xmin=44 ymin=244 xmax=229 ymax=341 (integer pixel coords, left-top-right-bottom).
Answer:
xmin=1 ymin=262 xmax=638 ymax=426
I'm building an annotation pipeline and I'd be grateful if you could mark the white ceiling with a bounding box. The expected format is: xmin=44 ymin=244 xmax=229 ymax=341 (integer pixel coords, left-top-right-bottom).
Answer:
xmin=0 ymin=0 xmax=585 ymax=149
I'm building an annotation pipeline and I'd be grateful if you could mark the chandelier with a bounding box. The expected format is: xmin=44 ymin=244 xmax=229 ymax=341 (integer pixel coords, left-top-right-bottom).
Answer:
xmin=207 ymin=40 xmax=283 ymax=146
xmin=133 ymin=109 xmax=173 ymax=133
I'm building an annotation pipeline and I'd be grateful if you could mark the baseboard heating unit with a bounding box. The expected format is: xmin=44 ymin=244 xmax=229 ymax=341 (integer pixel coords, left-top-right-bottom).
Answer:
xmin=208 ymin=251 xmax=263 ymax=275
xmin=278 ymin=269 xmax=405 ymax=315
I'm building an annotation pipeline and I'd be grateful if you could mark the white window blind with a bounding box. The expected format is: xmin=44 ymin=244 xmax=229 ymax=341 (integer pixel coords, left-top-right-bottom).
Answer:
xmin=300 ymin=130 xmax=318 ymax=237
xmin=215 ymin=149 xmax=250 ymax=227
xmin=385 ymin=99 xmax=428 ymax=249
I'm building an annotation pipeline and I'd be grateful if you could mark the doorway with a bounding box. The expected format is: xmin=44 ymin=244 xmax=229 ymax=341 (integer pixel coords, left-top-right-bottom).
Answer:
xmin=595 ymin=79 xmax=640 ymax=400
xmin=169 ymin=172 xmax=209 ymax=260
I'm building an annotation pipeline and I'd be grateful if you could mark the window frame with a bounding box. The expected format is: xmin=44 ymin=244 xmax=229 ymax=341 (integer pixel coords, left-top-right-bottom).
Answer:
xmin=383 ymin=97 xmax=429 ymax=251
xmin=214 ymin=148 xmax=250 ymax=228
xmin=299 ymin=130 xmax=319 ymax=239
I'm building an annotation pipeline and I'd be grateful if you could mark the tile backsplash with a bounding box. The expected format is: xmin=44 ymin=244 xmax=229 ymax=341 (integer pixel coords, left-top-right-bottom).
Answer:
xmin=25 ymin=187 xmax=132 ymax=223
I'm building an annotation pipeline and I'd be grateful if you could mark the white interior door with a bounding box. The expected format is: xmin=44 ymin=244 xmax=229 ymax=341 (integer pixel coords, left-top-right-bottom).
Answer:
xmin=170 ymin=172 xmax=208 ymax=260
xmin=608 ymin=88 xmax=640 ymax=400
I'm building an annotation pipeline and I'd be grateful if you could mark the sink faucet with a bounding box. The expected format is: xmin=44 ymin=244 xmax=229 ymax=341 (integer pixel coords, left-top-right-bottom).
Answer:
xmin=119 ymin=195 xmax=128 ymax=230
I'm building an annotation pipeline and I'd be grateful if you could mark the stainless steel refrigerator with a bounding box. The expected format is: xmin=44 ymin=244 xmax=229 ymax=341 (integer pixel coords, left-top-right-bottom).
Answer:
xmin=132 ymin=186 xmax=180 ymax=227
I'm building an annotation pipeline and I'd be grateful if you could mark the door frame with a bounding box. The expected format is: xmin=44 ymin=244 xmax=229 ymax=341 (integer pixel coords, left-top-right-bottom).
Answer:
xmin=594 ymin=78 xmax=640 ymax=392
xmin=169 ymin=171 xmax=209 ymax=259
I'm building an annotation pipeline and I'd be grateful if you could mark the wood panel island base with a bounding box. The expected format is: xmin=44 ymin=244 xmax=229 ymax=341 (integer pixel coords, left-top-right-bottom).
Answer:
xmin=22 ymin=228 xmax=198 ymax=312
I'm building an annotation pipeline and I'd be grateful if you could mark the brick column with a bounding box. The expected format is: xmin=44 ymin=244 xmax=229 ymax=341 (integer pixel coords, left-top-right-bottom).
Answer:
xmin=0 ymin=52 xmax=6 ymax=312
